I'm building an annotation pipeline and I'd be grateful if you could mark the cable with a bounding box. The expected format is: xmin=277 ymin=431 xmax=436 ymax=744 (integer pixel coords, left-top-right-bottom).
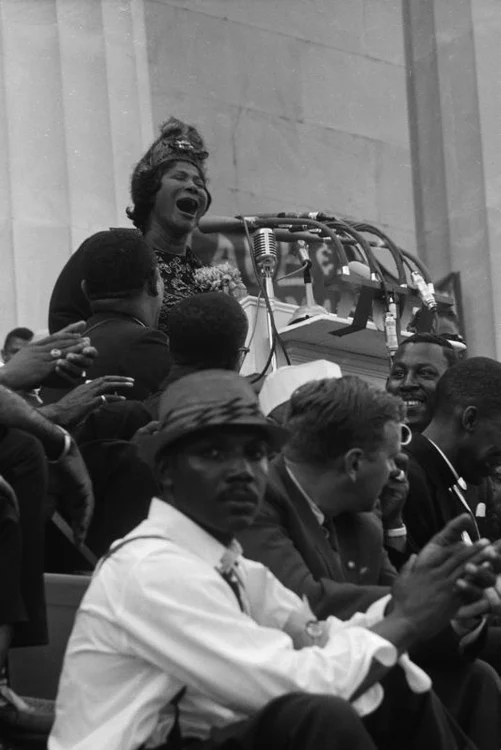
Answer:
xmin=348 ymin=221 xmax=407 ymax=286
xmin=245 ymin=292 xmax=262 ymax=351
xmin=240 ymin=218 xmax=291 ymax=367
xmin=277 ymin=266 xmax=306 ymax=282
xmin=399 ymin=247 xmax=432 ymax=283
xmin=250 ymin=338 xmax=278 ymax=385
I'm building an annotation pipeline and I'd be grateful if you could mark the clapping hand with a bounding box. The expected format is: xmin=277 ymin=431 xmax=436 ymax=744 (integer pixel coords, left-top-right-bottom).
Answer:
xmin=0 ymin=322 xmax=97 ymax=390
xmin=391 ymin=514 xmax=497 ymax=642
xmin=40 ymin=375 xmax=135 ymax=429
xmin=453 ymin=538 xmax=501 ymax=625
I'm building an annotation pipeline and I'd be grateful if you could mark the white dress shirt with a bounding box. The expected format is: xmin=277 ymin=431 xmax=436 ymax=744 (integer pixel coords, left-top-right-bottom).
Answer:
xmin=49 ymin=498 xmax=430 ymax=750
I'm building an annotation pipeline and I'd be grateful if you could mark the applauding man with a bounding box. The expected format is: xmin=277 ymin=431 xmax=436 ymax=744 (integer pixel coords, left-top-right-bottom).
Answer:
xmin=51 ymin=371 xmax=498 ymax=750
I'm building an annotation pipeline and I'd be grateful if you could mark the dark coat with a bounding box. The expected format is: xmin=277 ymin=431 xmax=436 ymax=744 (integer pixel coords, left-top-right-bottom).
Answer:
xmin=238 ymin=454 xmax=394 ymax=621
xmin=403 ymin=433 xmax=480 ymax=554
xmin=83 ymin=312 xmax=171 ymax=402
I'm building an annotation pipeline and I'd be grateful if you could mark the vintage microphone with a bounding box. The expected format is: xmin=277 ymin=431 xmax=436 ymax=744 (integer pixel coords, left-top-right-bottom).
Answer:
xmin=251 ymin=228 xmax=279 ymax=370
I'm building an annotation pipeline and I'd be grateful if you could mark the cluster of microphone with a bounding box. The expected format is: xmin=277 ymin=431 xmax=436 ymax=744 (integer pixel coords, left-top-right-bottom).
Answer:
xmin=198 ymin=213 xmax=437 ymax=314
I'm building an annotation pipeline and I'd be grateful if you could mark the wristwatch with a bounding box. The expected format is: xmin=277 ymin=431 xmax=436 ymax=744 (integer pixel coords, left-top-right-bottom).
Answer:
xmin=305 ymin=619 xmax=324 ymax=642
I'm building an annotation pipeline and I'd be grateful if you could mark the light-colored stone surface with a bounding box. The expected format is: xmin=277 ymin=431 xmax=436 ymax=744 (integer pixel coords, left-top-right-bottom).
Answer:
xmin=404 ymin=0 xmax=497 ymax=356
xmin=0 ymin=0 xmax=152 ymax=335
xmin=146 ymin=0 xmax=415 ymax=246
xmin=1 ymin=0 xmax=415 ymax=342
xmin=471 ymin=0 xmax=501 ymax=356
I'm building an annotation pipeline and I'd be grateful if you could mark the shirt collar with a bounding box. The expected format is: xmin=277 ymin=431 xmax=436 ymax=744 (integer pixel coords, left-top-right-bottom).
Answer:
xmin=425 ymin=438 xmax=467 ymax=490
xmin=284 ymin=461 xmax=325 ymax=525
xmin=147 ymin=498 xmax=242 ymax=571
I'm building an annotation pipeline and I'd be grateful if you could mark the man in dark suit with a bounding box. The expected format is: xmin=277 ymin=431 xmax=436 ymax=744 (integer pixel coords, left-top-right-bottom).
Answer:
xmin=389 ymin=357 xmax=501 ymax=554
xmin=239 ymin=374 xmax=501 ymax=749
xmin=80 ymin=228 xmax=171 ymax=402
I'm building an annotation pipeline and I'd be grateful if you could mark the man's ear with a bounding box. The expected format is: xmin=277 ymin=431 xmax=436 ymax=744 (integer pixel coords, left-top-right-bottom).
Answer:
xmin=146 ymin=267 xmax=162 ymax=297
xmin=461 ymin=405 xmax=478 ymax=433
xmin=343 ymin=448 xmax=363 ymax=483
xmin=155 ymin=454 xmax=176 ymax=492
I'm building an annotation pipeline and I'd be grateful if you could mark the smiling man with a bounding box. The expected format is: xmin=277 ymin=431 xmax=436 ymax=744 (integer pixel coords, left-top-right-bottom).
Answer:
xmin=386 ymin=333 xmax=458 ymax=434
xmin=49 ymin=371 xmax=498 ymax=750
xmin=400 ymin=357 xmax=501 ymax=553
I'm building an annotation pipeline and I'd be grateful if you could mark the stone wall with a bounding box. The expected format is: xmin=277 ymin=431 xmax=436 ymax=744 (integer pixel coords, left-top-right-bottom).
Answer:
xmin=146 ymin=0 xmax=415 ymax=247
xmin=0 ymin=0 xmax=153 ymax=336
xmin=0 ymin=0 xmax=415 ymax=337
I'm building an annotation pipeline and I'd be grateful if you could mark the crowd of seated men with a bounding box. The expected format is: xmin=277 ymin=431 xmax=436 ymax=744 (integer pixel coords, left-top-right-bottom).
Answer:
xmin=1 ymin=115 xmax=501 ymax=750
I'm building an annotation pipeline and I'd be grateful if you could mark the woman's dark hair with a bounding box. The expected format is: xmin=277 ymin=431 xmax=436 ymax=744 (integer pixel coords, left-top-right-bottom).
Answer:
xmin=126 ymin=117 xmax=210 ymax=233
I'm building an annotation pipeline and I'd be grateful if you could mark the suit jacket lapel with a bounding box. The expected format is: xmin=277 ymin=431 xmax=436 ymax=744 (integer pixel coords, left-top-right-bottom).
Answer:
xmin=270 ymin=456 xmax=345 ymax=580
xmin=406 ymin=433 xmax=457 ymax=493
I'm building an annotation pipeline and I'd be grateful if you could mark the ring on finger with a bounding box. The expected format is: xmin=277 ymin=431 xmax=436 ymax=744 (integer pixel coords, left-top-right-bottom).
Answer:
xmin=100 ymin=395 xmax=107 ymax=405
xmin=50 ymin=348 xmax=62 ymax=359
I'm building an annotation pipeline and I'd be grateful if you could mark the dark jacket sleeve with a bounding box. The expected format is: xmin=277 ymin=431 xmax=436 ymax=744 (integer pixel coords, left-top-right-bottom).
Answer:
xmin=403 ymin=459 xmax=441 ymax=554
xmin=239 ymin=494 xmax=391 ymax=622
xmin=48 ymin=247 xmax=91 ymax=333
xmin=378 ymin=547 xmax=399 ymax=586
xmin=120 ymin=330 xmax=172 ymax=401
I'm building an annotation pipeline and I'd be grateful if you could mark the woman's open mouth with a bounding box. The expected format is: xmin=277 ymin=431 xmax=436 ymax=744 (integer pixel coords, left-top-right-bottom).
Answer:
xmin=176 ymin=197 xmax=199 ymax=217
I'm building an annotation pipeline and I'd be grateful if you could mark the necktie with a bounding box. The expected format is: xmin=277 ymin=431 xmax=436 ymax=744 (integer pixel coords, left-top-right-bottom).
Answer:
xmin=219 ymin=568 xmax=245 ymax=612
xmin=216 ymin=540 xmax=250 ymax=614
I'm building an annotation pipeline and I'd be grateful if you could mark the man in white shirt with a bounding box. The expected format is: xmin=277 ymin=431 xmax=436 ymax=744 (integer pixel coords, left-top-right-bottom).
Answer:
xmin=50 ymin=370 xmax=497 ymax=750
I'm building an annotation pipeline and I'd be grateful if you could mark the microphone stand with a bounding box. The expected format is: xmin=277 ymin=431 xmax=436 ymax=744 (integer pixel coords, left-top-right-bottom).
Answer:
xmin=289 ymin=241 xmax=328 ymax=325
xmin=262 ymin=270 xmax=278 ymax=371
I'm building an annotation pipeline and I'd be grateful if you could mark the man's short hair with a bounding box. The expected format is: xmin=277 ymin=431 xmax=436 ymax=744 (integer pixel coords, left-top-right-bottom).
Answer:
xmin=285 ymin=376 xmax=405 ymax=466
xmin=434 ymin=357 xmax=501 ymax=420
xmin=166 ymin=293 xmax=249 ymax=368
xmin=397 ymin=333 xmax=458 ymax=368
xmin=81 ymin=229 xmax=158 ymax=301
xmin=3 ymin=327 xmax=33 ymax=351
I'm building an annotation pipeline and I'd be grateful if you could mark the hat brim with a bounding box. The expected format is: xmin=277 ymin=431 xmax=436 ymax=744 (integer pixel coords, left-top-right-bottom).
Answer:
xmin=136 ymin=416 xmax=286 ymax=470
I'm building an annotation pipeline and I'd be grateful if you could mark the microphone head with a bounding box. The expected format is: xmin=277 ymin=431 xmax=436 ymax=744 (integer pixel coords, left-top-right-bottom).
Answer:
xmin=348 ymin=260 xmax=371 ymax=280
xmin=252 ymin=228 xmax=277 ymax=275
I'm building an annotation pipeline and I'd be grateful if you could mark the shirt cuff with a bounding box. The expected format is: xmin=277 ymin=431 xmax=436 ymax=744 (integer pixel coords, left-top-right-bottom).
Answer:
xmin=347 ymin=594 xmax=392 ymax=629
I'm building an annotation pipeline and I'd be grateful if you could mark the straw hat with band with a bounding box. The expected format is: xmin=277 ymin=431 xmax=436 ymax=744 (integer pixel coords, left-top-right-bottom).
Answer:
xmin=137 ymin=370 xmax=285 ymax=469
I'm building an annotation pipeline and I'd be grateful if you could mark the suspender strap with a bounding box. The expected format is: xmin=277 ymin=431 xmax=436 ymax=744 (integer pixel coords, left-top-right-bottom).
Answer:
xmin=101 ymin=535 xmax=188 ymax=749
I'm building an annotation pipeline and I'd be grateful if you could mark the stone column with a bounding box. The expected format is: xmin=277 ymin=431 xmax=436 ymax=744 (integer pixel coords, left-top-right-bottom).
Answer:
xmin=0 ymin=0 xmax=152 ymax=334
xmin=403 ymin=0 xmax=496 ymax=356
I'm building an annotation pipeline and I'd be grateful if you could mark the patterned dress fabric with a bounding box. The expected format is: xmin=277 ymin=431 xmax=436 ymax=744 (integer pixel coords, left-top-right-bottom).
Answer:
xmin=155 ymin=247 xmax=202 ymax=333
